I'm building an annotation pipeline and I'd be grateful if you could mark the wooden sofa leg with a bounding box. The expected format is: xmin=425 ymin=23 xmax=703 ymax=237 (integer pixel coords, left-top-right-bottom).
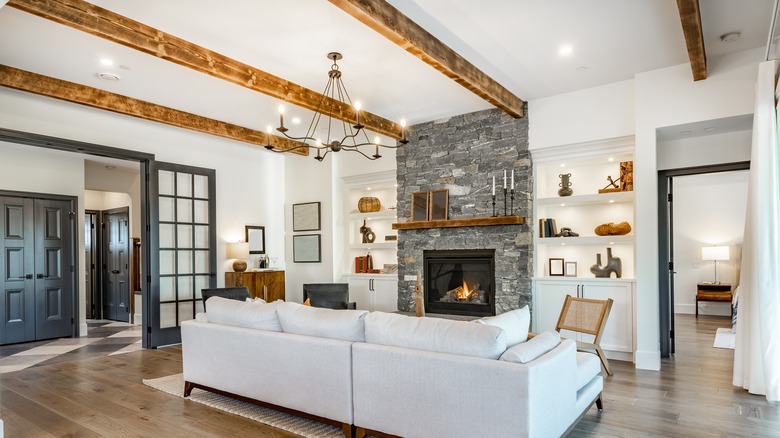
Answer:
xmin=184 ymin=381 xmax=195 ymax=397
xmin=342 ymin=423 xmax=355 ymax=438
xmin=355 ymin=426 xmax=367 ymax=438
xmin=595 ymin=395 xmax=604 ymax=412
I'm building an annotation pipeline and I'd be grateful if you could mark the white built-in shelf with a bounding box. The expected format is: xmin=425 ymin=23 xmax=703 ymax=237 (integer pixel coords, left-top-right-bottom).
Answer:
xmin=348 ymin=242 xmax=397 ymax=250
xmin=535 ymin=235 xmax=634 ymax=246
xmin=345 ymin=273 xmax=398 ymax=279
xmin=348 ymin=210 xmax=398 ymax=220
xmin=536 ymin=191 xmax=634 ymax=207
xmin=531 ymin=276 xmax=636 ymax=282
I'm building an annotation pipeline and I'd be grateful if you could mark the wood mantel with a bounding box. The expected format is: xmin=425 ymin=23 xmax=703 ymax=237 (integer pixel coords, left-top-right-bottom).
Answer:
xmin=391 ymin=216 xmax=524 ymax=230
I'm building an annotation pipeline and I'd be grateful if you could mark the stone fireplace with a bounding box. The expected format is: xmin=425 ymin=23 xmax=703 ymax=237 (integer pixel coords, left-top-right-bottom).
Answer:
xmin=395 ymin=107 xmax=532 ymax=315
xmin=424 ymin=249 xmax=495 ymax=317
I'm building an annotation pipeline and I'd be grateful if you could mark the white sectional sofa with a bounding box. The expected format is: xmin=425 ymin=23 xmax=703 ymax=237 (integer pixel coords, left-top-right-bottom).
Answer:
xmin=181 ymin=298 xmax=603 ymax=438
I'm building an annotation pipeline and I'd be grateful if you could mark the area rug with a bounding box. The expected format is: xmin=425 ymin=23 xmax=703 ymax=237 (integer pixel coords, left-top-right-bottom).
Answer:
xmin=714 ymin=328 xmax=735 ymax=349
xmin=143 ymin=373 xmax=343 ymax=437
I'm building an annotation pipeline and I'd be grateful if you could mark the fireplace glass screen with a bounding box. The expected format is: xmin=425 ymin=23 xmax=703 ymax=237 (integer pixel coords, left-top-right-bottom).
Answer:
xmin=424 ymin=249 xmax=495 ymax=317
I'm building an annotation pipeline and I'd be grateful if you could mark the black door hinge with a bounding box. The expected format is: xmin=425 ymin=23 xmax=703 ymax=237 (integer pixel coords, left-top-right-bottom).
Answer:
xmin=669 ymin=262 xmax=674 ymax=271
xmin=147 ymin=326 xmax=152 ymax=334
xmin=670 ymin=330 xmax=674 ymax=339
xmin=71 ymin=317 xmax=75 ymax=325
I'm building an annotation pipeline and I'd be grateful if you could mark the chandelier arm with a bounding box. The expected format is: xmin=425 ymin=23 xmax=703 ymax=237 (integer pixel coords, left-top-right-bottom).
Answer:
xmin=348 ymin=147 xmax=380 ymax=161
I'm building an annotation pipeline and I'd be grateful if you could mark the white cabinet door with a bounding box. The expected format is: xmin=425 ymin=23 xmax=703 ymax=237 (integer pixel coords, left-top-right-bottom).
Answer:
xmin=533 ymin=280 xmax=579 ymax=335
xmin=580 ymin=280 xmax=634 ymax=353
xmin=347 ymin=278 xmax=371 ymax=311
xmin=372 ymin=278 xmax=398 ymax=312
xmin=533 ymin=278 xmax=635 ymax=355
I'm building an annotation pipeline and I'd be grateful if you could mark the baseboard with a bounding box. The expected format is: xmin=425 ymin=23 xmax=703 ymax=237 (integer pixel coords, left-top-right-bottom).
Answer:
xmin=675 ymin=303 xmax=731 ymax=316
xmin=634 ymin=350 xmax=661 ymax=370
xmin=133 ymin=313 xmax=142 ymax=325
xmin=603 ymin=350 xmax=633 ymax=362
xmin=80 ymin=322 xmax=89 ymax=336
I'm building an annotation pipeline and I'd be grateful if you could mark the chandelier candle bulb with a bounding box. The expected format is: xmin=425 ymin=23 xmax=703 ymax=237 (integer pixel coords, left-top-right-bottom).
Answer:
xmin=277 ymin=104 xmax=287 ymax=132
xmin=354 ymin=101 xmax=362 ymax=129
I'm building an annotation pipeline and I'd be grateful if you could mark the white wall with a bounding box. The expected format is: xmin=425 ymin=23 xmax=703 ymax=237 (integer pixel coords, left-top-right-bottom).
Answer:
xmin=658 ymin=130 xmax=752 ymax=170
xmin=529 ymin=47 xmax=762 ymax=370
xmin=672 ymin=170 xmax=748 ymax=315
xmin=85 ymin=161 xmax=142 ymax=238
xmin=1 ymin=87 xmax=287 ymax=334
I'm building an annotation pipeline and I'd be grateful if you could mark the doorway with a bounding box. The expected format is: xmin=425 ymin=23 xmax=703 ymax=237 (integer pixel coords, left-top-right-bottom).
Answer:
xmin=85 ymin=210 xmax=98 ymax=319
xmin=102 ymin=207 xmax=131 ymax=322
xmin=658 ymin=162 xmax=750 ymax=357
xmin=0 ymin=193 xmax=77 ymax=344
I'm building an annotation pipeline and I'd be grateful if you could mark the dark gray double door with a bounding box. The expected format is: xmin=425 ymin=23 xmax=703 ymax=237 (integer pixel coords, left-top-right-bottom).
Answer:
xmin=0 ymin=196 xmax=74 ymax=344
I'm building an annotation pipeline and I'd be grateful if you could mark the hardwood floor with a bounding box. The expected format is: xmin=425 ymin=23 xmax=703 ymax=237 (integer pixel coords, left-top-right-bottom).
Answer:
xmin=0 ymin=314 xmax=778 ymax=437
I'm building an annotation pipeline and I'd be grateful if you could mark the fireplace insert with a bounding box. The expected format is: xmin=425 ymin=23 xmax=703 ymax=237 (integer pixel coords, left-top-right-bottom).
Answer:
xmin=423 ymin=249 xmax=495 ymax=317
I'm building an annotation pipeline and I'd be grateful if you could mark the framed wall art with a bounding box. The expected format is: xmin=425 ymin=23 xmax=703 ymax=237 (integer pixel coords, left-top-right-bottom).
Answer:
xmin=293 ymin=202 xmax=321 ymax=231
xmin=428 ymin=189 xmax=449 ymax=220
xmin=411 ymin=191 xmax=429 ymax=222
xmin=549 ymin=258 xmax=565 ymax=276
xmin=565 ymin=261 xmax=577 ymax=277
xmin=245 ymin=225 xmax=265 ymax=254
xmin=293 ymin=234 xmax=321 ymax=263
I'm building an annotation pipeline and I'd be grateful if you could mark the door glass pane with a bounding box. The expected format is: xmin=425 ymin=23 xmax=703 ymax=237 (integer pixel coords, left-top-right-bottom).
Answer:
xmin=194 ymin=275 xmax=209 ymax=299
xmin=160 ymin=250 xmax=175 ymax=275
xmin=159 ymin=170 xmax=175 ymax=196
xmin=194 ymin=174 xmax=208 ymax=199
xmin=160 ymin=303 xmax=177 ymax=328
xmin=194 ymin=250 xmax=209 ymax=274
xmin=177 ymin=225 xmax=193 ymax=248
xmin=177 ymin=173 xmax=192 ymax=197
xmin=194 ymin=200 xmax=209 ymax=224
xmin=160 ymin=277 xmax=175 ymax=301
xmin=159 ymin=197 xmax=175 ymax=222
xmin=177 ymin=250 xmax=192 ymax=274
xmin=160 ymin=223 xmax=175 ymax=248
xmin=178 ymin=301 xmax=194 ymax=325
xmin=178 ymin=276 xmax=193 ymax=300
xmin=177 ymin=199 xmax=192 ymax=223
xmin=194 ymin=225 xmax=208 ymax=248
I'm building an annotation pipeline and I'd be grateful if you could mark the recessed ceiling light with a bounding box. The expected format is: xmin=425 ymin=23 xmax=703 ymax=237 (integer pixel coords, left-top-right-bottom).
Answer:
xmin=680 ymin=130 xmax=692 ymax=135
xmin=292 ymin=117 xmax=301 ymax=124
xmin=560 ymin=203 xmax=566 ymax=207
xmin=105 ymin=165 xmax=116 ymax=170
xmin=576 ymin=66 xmax=588 ymax=72
xmin=366 ymin=187 xmax=371 ymax=191
xmin=97 ymin=72 xmax=120 ymax=81
xmin=720 ymin=32 xmax=741 ymax=43
xmin=703 ymin=127 xmax=715 ymax=131
xmin=100 ymin=58 xmax=113 ymax=66
xmin=609 ymin=200 xmax=615 ymax=203
xmin=608 ymin=157 xmax=614 ymax=162
xmin=559 ymin=45 xmax=573 ymax=56
xmin=560 ymin=163 xmax=566 ymax=168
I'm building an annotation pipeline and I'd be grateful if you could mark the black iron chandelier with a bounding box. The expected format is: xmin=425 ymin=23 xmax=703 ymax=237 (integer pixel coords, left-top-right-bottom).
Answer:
xmin=265 ymin=52 xmax=408 ymax=161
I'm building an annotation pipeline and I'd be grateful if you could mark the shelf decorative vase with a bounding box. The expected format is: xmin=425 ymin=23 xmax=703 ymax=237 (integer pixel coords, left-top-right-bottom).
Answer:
xmin=589 ymin=247 xmax=622 ymax=278
xmin=358 ymin=197 xmax=381 ymax=213
xmin=558 ymin=173 xmax=573 ymax=197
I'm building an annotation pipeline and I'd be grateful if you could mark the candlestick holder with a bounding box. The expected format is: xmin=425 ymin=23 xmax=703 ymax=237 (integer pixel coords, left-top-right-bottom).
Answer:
xmin=491 ymin=195 xmax=497 ymax=217
xmin=503 ymin=188 xmax=508 ymax=216
xmin=510 ymin=188 xmax=515 ymax=216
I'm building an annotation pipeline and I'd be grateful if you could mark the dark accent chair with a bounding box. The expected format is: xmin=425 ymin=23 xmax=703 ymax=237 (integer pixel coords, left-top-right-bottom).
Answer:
xmin=201 ymin=286 xmax=251 ymax=311
xmin=303 ymin=283 xmax=356 ymax=310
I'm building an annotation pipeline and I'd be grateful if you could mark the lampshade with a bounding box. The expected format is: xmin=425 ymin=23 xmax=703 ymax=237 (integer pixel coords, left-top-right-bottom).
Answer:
xmin=701 ymin=245 xmax=729 ymax=261
xmin=227 ymin=242 xmax=249 ymax=260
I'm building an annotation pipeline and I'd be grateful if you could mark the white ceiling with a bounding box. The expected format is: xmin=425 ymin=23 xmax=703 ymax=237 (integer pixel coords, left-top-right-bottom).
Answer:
xmin=0 ymin=0 xmax=773 ymax=139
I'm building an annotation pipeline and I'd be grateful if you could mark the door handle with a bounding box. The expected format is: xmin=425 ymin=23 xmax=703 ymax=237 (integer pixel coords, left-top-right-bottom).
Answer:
xmin=36 ymin=273 xmax=45 ymax=279
xmin=24 ymin=273 xmax=33 ymax=279
xmin=111 ymin=270 xmax=120 ymax=274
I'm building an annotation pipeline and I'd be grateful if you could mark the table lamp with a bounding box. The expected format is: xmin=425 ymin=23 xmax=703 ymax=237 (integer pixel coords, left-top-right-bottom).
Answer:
xmin=227 ymin=242 xmax=250 ymax=272
xmin=701 ymin=245 xmax=729 ymax=284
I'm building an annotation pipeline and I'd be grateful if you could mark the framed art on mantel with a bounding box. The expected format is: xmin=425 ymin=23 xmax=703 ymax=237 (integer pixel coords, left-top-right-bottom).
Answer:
xmin=293 ymin=202 xmax=321 ymax=231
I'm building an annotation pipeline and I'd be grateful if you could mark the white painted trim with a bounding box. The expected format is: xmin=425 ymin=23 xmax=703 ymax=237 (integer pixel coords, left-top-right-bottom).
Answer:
xmin=634 ymin=350 xmax=661 ymax=370
xmin=530 ymin=135 xmax=635 ymax=164
xmin=342 ymin=169 xmax=396 ymax=188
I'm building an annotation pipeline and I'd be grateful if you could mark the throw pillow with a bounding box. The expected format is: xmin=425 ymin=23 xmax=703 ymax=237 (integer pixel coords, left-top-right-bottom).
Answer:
xmin=245 ymin=297 xmax=267 ymax=304
xmin=475 ymin=305 xmax=530 ymax=347
xmin=303 ymin=298 xmax=311 ymax=306
xmin=499 ymin=330 xmax=561 ymax=364
xmin=206 ymin=296 xmax=282 ymax=332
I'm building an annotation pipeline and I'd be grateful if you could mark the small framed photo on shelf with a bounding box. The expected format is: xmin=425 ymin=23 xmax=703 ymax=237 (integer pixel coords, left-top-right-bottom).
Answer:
xmin=549 ymin=258 xmax=565 ymax=276
xmin=411 ymin=191 xmax=429 ymax=222
xmin=565 ymin=261 xmax=577 ymax=277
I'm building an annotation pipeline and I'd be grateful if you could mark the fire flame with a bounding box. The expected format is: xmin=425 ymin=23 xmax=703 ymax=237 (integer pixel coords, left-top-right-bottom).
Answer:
xmin=459 ymin=281 xmax=471 ymax=300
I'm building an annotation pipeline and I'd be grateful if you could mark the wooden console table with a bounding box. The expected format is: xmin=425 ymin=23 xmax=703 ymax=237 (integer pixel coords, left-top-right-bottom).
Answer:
xmin=695 ymin=283 xmax=732 ymax=317
xmin=225 ymin=270 xmax=285 ymax=302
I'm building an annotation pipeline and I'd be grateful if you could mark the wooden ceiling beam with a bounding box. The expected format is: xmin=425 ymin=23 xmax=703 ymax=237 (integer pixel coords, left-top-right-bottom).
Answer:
xmin=7 ymin=0 xmax=403 ymax=139
xmin=676 ymin=0 xmax=707 ymax=81
xmin=328 ymin=0 xmax=525 ymax=118
xmin=0 ymin=65 xmax=309 ymax=155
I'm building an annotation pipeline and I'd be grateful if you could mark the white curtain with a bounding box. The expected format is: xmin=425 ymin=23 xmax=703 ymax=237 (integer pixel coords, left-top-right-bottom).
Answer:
xmin=733 ymin=60 xmax=780 ymax=402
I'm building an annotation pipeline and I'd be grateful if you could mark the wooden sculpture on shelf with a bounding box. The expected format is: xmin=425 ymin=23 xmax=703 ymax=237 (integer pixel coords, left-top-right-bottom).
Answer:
xmin=594 ymin=221 xmax=631 ymax=236
xmin=360 ymin=219 xmax=376 ymax=243
xmin=590 ymin=248 xmax=622 ymax=278
xmin=415 ymin=271 xmax=424 ymax=317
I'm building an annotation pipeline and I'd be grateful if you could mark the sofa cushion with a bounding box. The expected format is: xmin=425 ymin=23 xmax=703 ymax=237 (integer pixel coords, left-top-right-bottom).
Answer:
xmin=364 ymin=312 xmax=507 ymax=359
xmin=576 ymin=352 xmax=602 ymax=390
xmin=205 ymin=296 xmax=282 ymax=332
xmin=475 ymin=306 xmax=530 ymax=347
xmin=276 ymin=302 xmax=368 ymax=342
xmin=499 ymin=330 xmax=561 ymax=364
